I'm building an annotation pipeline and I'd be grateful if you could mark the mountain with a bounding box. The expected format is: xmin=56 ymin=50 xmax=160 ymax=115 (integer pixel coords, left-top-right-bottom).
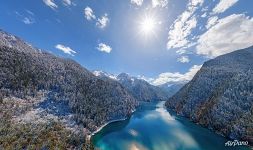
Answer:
xmin=158 ymin=81 xmax=186 ymax=98
xmin=93 ymin=71 xmax=180 ymax=102
xmin=93 ymin=70 xmax=117 ymax=80
xmin=116 ymin=73 xmax=169 ymax=102
xmin=0 ymin=30 xmax=137 ymax=149
xmin=0 ymin=29 xmax=38 ymax=53
xmin=165 ymin=46 xmax=253 ymax=144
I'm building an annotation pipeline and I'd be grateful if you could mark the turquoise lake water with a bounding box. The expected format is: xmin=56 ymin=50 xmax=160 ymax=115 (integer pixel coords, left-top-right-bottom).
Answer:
xmin=92 ymin=101 xmax=250 ymax=150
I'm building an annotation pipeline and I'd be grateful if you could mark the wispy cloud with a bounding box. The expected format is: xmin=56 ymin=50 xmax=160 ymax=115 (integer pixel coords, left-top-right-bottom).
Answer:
xmin=167 ymin=0 xmax=251 ymax=59
xmin=151 ymin=65 xmax=202 ymax=85
xmin=96 ymin=14 xmax=109 ymax=29
xmin=212 ymin=0 xmax=239 ymax=14
xmin=25 ymin=10 xmax=34 ymax=16
xmin=15 ymin=11 xmax=35 ymax=25
xmin=177 ymin=56 xmax=190 ymax=63
xmin=43 ymin=0 xmax=58 ymax=10
xmin=176 ymin=49 xmax=187 ymax=55
xmin=55 ymin=44 xmax=76 ymax=56
xmin=62 ymin=0 xmax=74 ymax=6
xmin=23 ymin=17 xmax=35 ymax=24
xmin=152 ymin=0 xmax=168 ymax=8
xmin=167 ymin=0 xmax=203 ymax=49
xmin=97 ymin=43 xmax=112 ymax=53
xmin=197 ymin=14 xmax=253 ymax=58
xmin=84 ymin=7 xmax=96 ymax=21
xmin=137 ymin=75 xmax=155 ymax=83
xmin=205 ymin=16 xmax=218 ymax=29
xmin=130 ymin=0 xmax=143 ymax=6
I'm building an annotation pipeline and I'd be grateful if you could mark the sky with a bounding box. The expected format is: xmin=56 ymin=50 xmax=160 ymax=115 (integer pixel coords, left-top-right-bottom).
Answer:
xmin=0 ymin=0 xmax=253 ymax=85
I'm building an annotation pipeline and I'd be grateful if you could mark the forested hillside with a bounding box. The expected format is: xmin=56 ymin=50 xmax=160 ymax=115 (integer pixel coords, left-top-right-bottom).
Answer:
xmin=0 ymin=30 xmax=137 ymax=149
xmin=166 ymin=46 xmax=253 ymax=144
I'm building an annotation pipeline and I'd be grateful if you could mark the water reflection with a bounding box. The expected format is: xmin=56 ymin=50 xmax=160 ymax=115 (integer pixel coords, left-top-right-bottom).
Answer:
xmin=92 ymin=101 xmax=249 ymax=150
xmin=92 ymin=119 xmax=130 ymax=144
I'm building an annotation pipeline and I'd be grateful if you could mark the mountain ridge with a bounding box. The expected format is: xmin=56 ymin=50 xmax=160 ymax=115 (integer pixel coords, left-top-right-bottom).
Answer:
xmin=165 ymin=46 xmax=253 ymax=144
xmin=0 ymin=29 xmax=137 ymax=148
xmin=93 ymin=71 xmax=173 ymax=102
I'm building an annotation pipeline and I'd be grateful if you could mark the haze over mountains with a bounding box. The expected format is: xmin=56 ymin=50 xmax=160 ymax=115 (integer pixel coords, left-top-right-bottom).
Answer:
xmin=116 ymin=73 xmax=169 ymax=101
xmin=166 ymin=46 xmax=253 ymax=144
xmin=157 ymin=81 xmax=186 ymax=98
xmin=93 ymin=71 xmax=183 ymax=102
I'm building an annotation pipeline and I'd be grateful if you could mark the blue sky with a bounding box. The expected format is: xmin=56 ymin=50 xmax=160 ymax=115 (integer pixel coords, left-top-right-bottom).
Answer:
xmin=0 ymin=0 xmax=253 ymax=85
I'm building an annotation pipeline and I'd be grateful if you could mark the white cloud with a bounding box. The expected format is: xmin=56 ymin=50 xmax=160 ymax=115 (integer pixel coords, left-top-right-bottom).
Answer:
xmin=212 ymin=0 xmax=239 ymax=14
xmin=23 ymin=17 xmax=35 ymax=24
xmin=15 ymin=11 xmax=35 ymax=25
xmin=84 ymin=7 xmax=110 ymax=29
xmin=205 ymin=16 xmax=218 ymax=29
xmin=55 ymin=44 xmax=76 ymax=56
xmin=137 ymin=75 xmax=155 ymax=83
xmin=201 ymin=12 xmax=207 ymax=18
xmin=84 ymin=7 xmax=96 ymax=20
xmin=97 ymin=43 xmax=112 ymax=53
xmin=152 ymin=65 xmax=202 ymax=85
xmin=167 ymin=0 xmax=203 ymax=49
xmin=62 ymin=0 xmax=74 ymax=6
xmin=176 ymin=49 xmax=187 ymax=54
xmin=166 ymin=0 xmax=250 ymax=61
xmin=177 ymin=56 xmax=190 ymax=63
xmin=167 ymin=16 xmax=197 ymax=49
xmin=96 ymin=14 xmax=109 ymax=29
xmin=196 ymin=14 xmax=253 ymax=58
xmin=26 ymin=10 xmax=34 ymax=16
xmin=130 ymin=0 xmax=143 ymax=6
xmin=190 ymin=0 xmax=204 ymax=6
xmin=43 ymin=0 xmax=58 ymax=10
xmin=152 ymin=0 xmax=168 ymax=8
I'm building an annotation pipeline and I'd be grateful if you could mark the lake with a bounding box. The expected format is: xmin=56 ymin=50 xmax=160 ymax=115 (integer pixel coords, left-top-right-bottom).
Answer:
xmin=92 ymin=101 xmax=250 ymax=150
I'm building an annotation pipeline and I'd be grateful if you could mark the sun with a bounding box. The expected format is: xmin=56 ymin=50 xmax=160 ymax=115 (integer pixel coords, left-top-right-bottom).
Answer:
xmin=138 ymin=14 xmax=158 ymax=38
xmin=141 ymin=17 xmax=155 ymax=34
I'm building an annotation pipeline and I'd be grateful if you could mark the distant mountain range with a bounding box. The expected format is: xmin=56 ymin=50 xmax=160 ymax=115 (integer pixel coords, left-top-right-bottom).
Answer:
xmin=165 ymin=46 xmax=253 ymax=144
xmin=157 ymin=81 xmax=186 ymax=98
xmin=117 ymin=73 xmax=169 ymax=101
xmin=93 ymin=71 xmax=184 ymax=102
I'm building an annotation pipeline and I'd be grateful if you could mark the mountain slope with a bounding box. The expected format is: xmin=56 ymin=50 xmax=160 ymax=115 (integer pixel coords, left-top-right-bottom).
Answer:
xmin=93 ymin=71 xmax=170 ymax=102
xmin=116 ymin=73 xmax=169 ymax=102
xmin=0 ymin=30 xmax=137 ymax=148
xmin=158 ymin=81 xmax=186 ymax=98
xmin=165 ymin=46 xmax=253 ymax=143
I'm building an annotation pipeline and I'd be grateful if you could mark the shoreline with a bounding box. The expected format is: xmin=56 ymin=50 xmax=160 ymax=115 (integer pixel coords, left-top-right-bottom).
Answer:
xmin=88 ymin=108 xmax=137 ymax=140
xmin=89 ymin=101 xmax=163 ymax=140
xmin=90 ymin=117 xmax=127 ymax=137
xmin=165 ymin=106 xmax=253 ymax=148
